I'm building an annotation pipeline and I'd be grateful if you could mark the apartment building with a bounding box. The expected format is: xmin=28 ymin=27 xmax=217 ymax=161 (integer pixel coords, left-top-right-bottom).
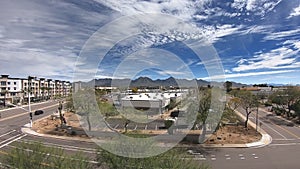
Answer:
xmin=0 ymin=75 xmax=72 ymax=106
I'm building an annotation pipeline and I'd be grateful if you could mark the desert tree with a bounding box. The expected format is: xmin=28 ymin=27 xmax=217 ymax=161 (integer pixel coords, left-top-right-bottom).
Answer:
xmin=235 ymin=90 xmax=258 ymax=128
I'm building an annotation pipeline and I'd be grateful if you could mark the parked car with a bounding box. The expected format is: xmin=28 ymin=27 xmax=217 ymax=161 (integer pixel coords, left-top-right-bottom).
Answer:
xmin=34 ymin=110 xmax=44 ymax=115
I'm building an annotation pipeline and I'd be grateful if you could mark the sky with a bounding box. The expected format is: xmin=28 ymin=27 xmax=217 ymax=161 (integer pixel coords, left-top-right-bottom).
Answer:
xmin=0 ymin=0 xmax=299 ymax=85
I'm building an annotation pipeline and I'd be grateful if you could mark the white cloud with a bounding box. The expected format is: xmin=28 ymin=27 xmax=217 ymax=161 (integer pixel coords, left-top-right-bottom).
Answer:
xmin=0 ymin=49 xmax=77 ymax=81
xmin=231 ymin=0 xmax=282 ymax=16
xmin=283 ymin=40 xmax=300 ymax=50
xmin=96 ymin=0 xmax=211 ymax=21
xmin=287 ymin=5 xmax=300 ymax=18
xmin=232 ymin=46 xmax=300 ymax=72
xmin=202 ymin=69 xmax=295 ymax=81
xmin=263 ymin=29 xmax=300 ymax=41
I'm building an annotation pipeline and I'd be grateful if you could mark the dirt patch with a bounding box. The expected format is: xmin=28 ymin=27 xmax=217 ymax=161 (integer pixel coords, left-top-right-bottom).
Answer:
xmin=32 ymin=112 xmax=261 ymax=144
xmin=205 ymin=125 xmax=261 ymax=144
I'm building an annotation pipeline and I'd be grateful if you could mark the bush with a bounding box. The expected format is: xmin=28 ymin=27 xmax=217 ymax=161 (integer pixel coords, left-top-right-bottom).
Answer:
xmin=96 ymin=148 xmax=210 ymax=169
xmin=2 ymin=142 xmax=93 ymax=169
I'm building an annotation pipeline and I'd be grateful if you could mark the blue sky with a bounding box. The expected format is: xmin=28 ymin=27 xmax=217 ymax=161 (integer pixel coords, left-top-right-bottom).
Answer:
xmin=0 ymin=0 xmax=299 ymax=84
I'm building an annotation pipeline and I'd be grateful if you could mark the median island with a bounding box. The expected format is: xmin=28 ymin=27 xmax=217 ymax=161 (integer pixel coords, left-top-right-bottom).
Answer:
xmin=32 ymin=111 xmax=261 ymax=145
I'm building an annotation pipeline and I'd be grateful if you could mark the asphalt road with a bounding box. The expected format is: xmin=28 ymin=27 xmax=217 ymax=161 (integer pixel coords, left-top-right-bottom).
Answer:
xmin=1 ymin=101 xmax=300 ymax=169
xmin=200 ymin=107 xmax=300 ymax=169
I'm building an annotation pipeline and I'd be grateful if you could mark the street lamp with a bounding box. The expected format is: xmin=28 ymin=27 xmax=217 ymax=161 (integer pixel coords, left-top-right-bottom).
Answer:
xmin=28 ymin=76 xmax=34 ymax=127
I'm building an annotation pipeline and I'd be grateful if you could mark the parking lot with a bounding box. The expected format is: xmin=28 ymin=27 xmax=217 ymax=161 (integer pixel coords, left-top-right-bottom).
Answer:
xmin=105 ymin=118 xmax=166 ymax=130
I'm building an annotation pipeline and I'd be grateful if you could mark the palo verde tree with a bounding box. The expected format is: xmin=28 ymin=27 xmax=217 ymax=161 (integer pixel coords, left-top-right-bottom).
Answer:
xmin=186 ymin=88 xmax=212 ymax=143
xmin=234 ymin=90 xmax=258 ymax=128
xmin=269 ymin=87 xmax=300 ymax=118
xmin=224 ymin=81 xmax=233 ymax=93
xmin=291 ymin=100 xmax=300 ymax=122
xmin=73 ymin=88 xmax=98 ymax=131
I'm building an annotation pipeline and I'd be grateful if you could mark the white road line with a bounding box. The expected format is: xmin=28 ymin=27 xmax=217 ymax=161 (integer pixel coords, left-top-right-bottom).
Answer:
xmin=114 ymin=124 xmax=119 ymax=129
xmin=273 ymin=138 xmax=296 ymax=141
xmin=0 ymin=130 xmax=16 ymax=138
xmin=6 ymin=146 xmax=99 ymax=164
xmin=0 ymin=103 xmax=59 ymax=122
xmin=270 ymin=143 xmax=300 ymax=146
xmin=9 ymin=144 xmax=98 ymax=154
xmin=0 ymin=134 xmax=27 ymax=148
xmin=0 ymin=133 xmax=23 ymax=145
xmin=19 ymin=139 xmax=97 ymax=152
xmin=260 ymin=120 xmax=287 ymax=139
xmin=134 ymin=125 xmax=137 ymax=130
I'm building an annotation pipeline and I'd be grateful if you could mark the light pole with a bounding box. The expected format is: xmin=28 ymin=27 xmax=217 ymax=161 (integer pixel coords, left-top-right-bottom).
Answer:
xmin=255 ymin=94 xmax=259 ymax=132
xmin=28 ymin=76 xmax=33 ymax=128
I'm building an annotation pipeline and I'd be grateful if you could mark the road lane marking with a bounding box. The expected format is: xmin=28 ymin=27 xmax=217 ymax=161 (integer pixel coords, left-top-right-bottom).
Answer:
xmin=259 ymin=120 xmax=287 ymax=139
xmin=0 ymin=103 xmax=59 ymax=122
xmin=273 ymin=138 xmax=296 ymax=141
xmin=0 ymin=134 xmax=27 ymax=148
xmin=0 ymin=133 xmax=24 ymax=145
xmin=0 ymin=130 xmax=16 ymax=138
xmin=113 ymin=124 xmax=119 ymax=129
xmin=18 ymin=139 xmax=98 ymax=152
xmin=257 ymin=108 xmax=300 ymax=139
xmin=270 ymin=143 xmax=300 ymax=146
xmin=274 ymin=125 xmax=300 ymax=139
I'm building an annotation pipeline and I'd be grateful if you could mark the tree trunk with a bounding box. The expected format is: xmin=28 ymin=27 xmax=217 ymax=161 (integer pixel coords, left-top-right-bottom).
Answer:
xmin=198 ymin=122 xmax=206 ymax=143
xmin=87 ymin=113 xmax=91 ymax=131
xmin=245 ymin=113 xmax=249 ymax=128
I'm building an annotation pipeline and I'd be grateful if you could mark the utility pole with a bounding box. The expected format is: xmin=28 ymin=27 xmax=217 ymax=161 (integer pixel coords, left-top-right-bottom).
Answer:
xmin=28 ymin=76 xmax=33 ymax=128
xmin=255 ymin=95 xmax=259 ymax=132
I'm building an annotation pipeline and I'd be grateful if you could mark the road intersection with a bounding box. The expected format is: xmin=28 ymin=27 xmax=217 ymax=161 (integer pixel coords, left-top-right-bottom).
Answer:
xmin=1 ymin=101 xmax=300 ymax=169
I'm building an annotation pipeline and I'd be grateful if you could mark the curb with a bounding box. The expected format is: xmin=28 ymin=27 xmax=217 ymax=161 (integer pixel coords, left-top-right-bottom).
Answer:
xmin=22 ymin=110 xmax=273 ymax=148
xmin=234 ymin=110 xmax=272 ymax=148
xmin=21 ymin=126 xmax=94 ymax=143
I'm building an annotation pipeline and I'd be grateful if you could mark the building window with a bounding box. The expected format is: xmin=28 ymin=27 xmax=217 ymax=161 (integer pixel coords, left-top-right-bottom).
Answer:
xmin=0 ymin=81 xmax=6 ymax=86
xmin=11 ymin=93 xmax=16 ymax=96
xmin=8 ymin=87 xmax=10 ymax=90
xmin=14 ymin=87 xmax=16 ymax=90
xmin=14 ymin=82 xmax=16 ymax=85
xmin=7 ymin=82 xmax=10 ymax=85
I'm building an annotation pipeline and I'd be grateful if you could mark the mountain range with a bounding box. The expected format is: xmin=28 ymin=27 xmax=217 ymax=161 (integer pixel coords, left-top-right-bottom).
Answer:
xmin=89 ymin=77 xmax=248 ymax=88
